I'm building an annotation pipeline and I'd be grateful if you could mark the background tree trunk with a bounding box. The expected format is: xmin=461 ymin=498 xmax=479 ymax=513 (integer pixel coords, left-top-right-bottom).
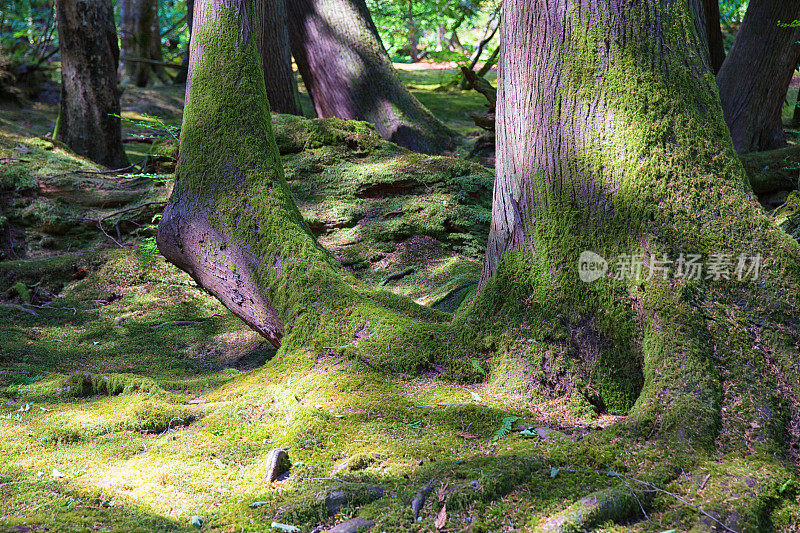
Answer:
xmin=405 ymin=0 xmax=419 ymax=62
xmin=286 ymin=0 xmax=457 ymax=154
xmin=255 ymin=0 xmax=300 ymax=115
xmin=477 ymin=0 xmax=799 ymax=502
xmin=689 ymin=0 xmax=726 ymax=73
xmin=716 ymin=0 xmax=800 ymax=153
xmin=173 ymin=0 xmax=194 ymax=84
xmin=119 ymin=0 xmax=163 ymax=86
xmin=54 ymin=0 xmax=127 ymax=169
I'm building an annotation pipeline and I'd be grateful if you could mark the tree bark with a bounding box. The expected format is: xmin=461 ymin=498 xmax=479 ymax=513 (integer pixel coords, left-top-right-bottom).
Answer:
xmin=119 ymin=0 xmax=164 ymax=86
xmin=255 ymin=0 xmax=300 ymax=115
xmin=54 ymin=0 xmax=128 ymax=169
xmin=716 ymin=0 xmax=800 ymax=153
xmin=478 ymin=2 xmax=799 ymax=517
xmin=285 ymin=0 xmax=458 ymax=154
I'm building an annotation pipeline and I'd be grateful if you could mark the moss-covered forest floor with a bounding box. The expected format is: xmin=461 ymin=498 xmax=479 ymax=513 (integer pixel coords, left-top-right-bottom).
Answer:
xmin=0 ymin=70 xmax=799 ymax=532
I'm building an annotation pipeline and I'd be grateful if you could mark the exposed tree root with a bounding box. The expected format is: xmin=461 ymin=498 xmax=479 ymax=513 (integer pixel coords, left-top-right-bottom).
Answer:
xmin=535 ymin=483 xmax=650 ymax=533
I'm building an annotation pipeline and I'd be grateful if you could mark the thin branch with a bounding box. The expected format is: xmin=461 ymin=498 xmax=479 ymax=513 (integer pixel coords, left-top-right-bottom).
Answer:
xmin=407 ymin=403 xmax=470 ymax=410
xmin=151 ymin=320 xmax=199 ymax=329
xmin=0 ymin=303 xmax=37 ymax=315
xmin=160 ymin=15 xmax=187 ymax=38
xmin=120 ymin=56 xmax=187 ymax=71
xmin=367 ymin=394 xmax=405 ymax=417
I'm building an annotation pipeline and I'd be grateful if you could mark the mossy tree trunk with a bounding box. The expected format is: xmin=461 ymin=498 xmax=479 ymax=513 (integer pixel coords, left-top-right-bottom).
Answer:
xmin=255 ymin=0 xmax=300 ymax=115
xmin=119 ymin=0 xmax=168 ymax=86
xmin=158 ymin=0 xmax=453 ymax=369
xmin=285 ymin=0 xmax=458 ymax=154
xmin=716 ymin=0 xmax=800 ymax=153
xmin=476 ymin=3 xmax=799 ymax=523
xmin=54 ymin=0 xmax=128 ymax=169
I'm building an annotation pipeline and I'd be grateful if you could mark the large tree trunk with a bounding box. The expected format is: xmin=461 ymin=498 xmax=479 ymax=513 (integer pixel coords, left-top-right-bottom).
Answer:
xmin=54 ymin=0 xmax=128 ymax=169
xmin=255 ymin=0 xmax=300 ymax=115
xmin=285 ymin=0 xmax=458 ymax=154
xmin=717 ymin=0 xmax=800 ymax=153
xmin=478 ymin=0 xmax=799 ymax=526
xmin=119 ymin=0 xmax=164 ymax=86
xmin=158 ymin=0 xmax=451 ymax=367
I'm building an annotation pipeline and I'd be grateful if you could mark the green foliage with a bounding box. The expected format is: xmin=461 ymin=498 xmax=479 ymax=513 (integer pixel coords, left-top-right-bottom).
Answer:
xmin=490 ymin=415 xmax=520 ymax=442
xmin=719 ymin=0 xmax=749 ymax=25
xmin=0 ymin=0 xmax=55 ymax=63
xmin=113 ymin=113 xmax=180 ymax=141
xmin=367 ymin=0 xmax=498 ymax=60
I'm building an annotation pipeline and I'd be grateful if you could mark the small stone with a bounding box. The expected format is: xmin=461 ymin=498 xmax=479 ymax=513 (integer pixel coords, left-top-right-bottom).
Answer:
xmin=265 ymin=448 xmax=291 ymax=482
xmin=325 ymin=517 xmax=375 ymax=533
xmin=323 ymin=490 xmax=348 ymax=516
xmin=535 ymin=427 xmax=569 ymax=440
xmin=320 ymin=485 xmax=384 ymax=516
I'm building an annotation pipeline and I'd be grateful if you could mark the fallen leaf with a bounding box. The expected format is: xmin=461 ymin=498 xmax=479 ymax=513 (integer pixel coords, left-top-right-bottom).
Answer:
xmin=270 ymin=522 xmax=300 ymax=532
xmin=249 ymin=501 xmax=269 ymax=508
xmin=435 ymin=503 xmax=447 ymax=529
xmin=455 ymin=431 xmax=478 ymax=439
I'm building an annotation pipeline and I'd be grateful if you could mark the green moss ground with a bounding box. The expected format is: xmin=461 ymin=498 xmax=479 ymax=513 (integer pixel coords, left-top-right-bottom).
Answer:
xmin=0 ymin=68 xmax=798 ymax=532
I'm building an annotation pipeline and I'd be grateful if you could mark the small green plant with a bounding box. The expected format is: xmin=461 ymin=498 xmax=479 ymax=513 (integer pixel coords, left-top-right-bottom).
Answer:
xmin=491 ymin=415 xmax=520 ymax=442
xmin=136 ymin=236 xmax=159 ymax=262
xmin=471 ymin=357 xmax=486 ymax=377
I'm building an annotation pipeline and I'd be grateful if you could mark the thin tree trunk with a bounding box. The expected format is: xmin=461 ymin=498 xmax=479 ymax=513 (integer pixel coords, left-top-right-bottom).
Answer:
xmin=717 ymin=0 xmax=800 ymax=153
xmin=119 ymin=0 xmax=161 ymax=86
xmin=286 ymin=0 xmax=457 ymax=154
xmin=406 ymin=0 xmax=419 ymax=62
xmin=54 ymin=0 xmax=127 ymax=169
xmin=689 ymin=0 xmax=726 ymax=74
xmin=436 ymin=23 xmax=446 ymax=51
xmin=147 ymin=3 xmax=171 ymax=84
xmin=794 ymin=81 xmax=800 ymax=126
xmin=704 ymin=0 xmax=726 ymax=73
xmin=173 ymin=0 xmax=193 ymax=84
xmin=255 ymin=0 xmax=300 ymax=115
xmin=478 ymin=5 xmax=799 ymax=522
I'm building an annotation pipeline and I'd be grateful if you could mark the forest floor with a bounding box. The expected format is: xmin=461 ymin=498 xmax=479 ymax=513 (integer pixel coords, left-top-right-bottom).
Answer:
xmin=0 ymin=69 xmax=798 ymax=532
